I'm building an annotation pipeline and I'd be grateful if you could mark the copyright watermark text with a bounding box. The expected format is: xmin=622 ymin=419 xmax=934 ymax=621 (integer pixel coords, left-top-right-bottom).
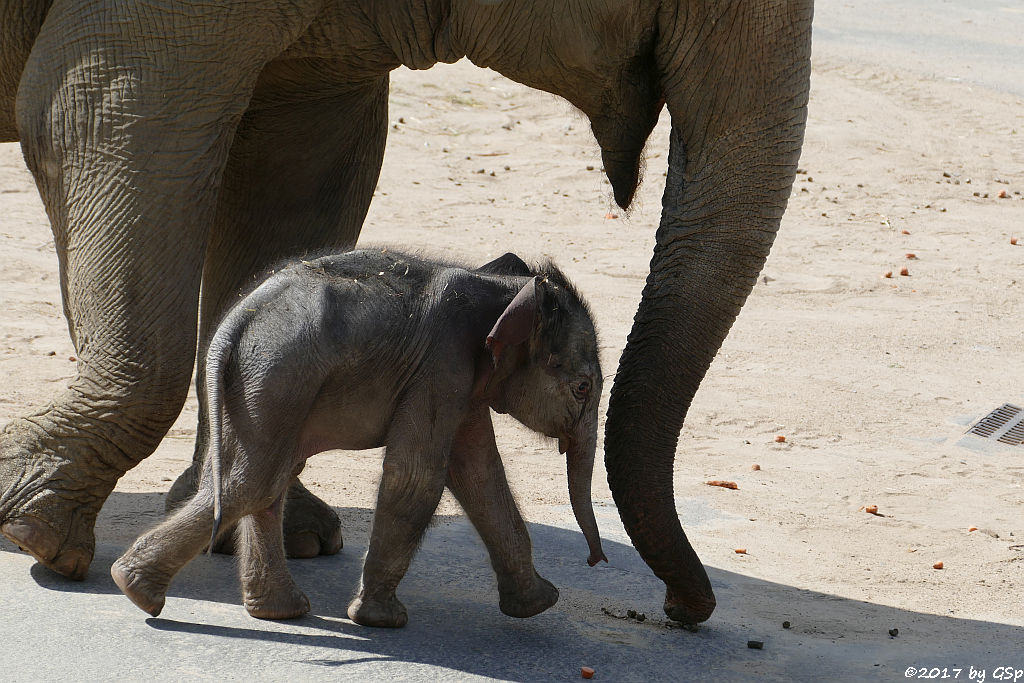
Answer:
xmin=905 ymin=667 xmax=1024 ymax=682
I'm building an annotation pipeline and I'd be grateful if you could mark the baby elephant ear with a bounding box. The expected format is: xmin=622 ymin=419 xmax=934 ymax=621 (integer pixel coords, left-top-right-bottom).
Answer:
xmin=486 ymin=277 xmax=540 ymax=363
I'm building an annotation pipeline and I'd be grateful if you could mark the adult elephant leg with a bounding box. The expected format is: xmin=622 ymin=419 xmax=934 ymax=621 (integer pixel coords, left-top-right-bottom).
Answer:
xmin=165 ymin=67 xmax=389 ymax=558
xmin=0 ymin=0 xmax=318 ymax=579
xmin=605 ymin=4 xmax=812 ymax=623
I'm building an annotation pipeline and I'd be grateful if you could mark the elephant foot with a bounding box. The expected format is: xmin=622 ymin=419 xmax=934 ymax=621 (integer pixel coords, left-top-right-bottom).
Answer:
xmin=166 ymin=467 xmax=343 ymax=558
xmin=281 ymin=480 xmax=343 ymax=558
xmin=663 ymin=585 xmax=716 ymax=625
xmin=498 ymin=572 xmax=559 ymax=618
xmin=0 ymin=419 xmax=122 ymax=580
xmin=244 ymin=583 xmax=310 ymax=620
xmin=347 ymin=592 xmax=408 ymax=628
xmin=110 ymin=555 xmax=170 ymax=617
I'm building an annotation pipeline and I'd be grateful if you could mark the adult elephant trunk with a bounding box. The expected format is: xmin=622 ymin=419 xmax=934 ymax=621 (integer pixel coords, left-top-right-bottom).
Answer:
xmin=603 ymin=4 xmax=812 ymax=624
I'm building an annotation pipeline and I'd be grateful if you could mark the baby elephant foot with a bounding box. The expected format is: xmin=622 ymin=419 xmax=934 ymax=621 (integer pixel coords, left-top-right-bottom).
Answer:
xmin=348 ymin=592 xmax=408 ymax=628
xmin=244 ymin=584 xmax=310 ymax=620
xmin=110 ymin=555 xmax=171 ymax=617
xmin=499 ymin=572 xmax=559 ymax=618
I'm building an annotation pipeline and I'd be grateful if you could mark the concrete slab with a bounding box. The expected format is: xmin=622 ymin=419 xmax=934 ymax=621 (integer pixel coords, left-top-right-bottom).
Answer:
xmin=2 ymin=495 xmax=1021 ymax=682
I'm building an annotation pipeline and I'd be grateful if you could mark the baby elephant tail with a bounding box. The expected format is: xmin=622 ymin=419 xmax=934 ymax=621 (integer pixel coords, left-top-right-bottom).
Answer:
xmin=204 ymin=292 xmax=266 ymax=554
xmin=204 ymin=274 xmax=291 ymax=553
xmin=205 ymin=332 xmax=234 ymax=555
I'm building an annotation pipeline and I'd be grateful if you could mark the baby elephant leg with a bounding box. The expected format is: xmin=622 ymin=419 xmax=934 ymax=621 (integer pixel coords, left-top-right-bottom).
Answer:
xmin=111 ymin=493 xmax=224 ymax=617
xmin=348 ymin=408 xmax=451 ymax=628
xmin=238 ymin=492 xmax=309 ymax=619
xmin=446 ymin=407 xmax=558 ymax=618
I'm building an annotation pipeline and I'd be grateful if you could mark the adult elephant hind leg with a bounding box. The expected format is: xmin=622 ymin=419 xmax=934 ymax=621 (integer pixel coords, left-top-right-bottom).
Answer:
xmin=166 ymin=70 xmax=389 ymax=559
xmin=1 ymin=0 xmax=320 ymax=579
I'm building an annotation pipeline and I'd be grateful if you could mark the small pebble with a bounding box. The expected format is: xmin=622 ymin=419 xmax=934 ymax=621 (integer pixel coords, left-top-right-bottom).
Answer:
xmin=968 ymin=526 xmax=978 ymax=532
xmin=775 ymin=435 xmax=786 ymax=443
xmin=783 ymin=621 xmax=791 ymax=629
xmin=581 ymin=666 xmax=595 ymax=679
xmin=889 ymin=628 xmax=899 ymax=637
xmin=747 ymin=640 xmax=764 ymax=650
xmin=751 ymin=464 xmax=761 ymax=471
xmin=734 ymin=548 xmax=747 ymax=554
xmin=1011 ymin=237 xmax=1018 ymax=245
xmin=933 ymin=561 xmax=944 ymax=570
xmin=899 ymin=267 xmax=909 ymax=276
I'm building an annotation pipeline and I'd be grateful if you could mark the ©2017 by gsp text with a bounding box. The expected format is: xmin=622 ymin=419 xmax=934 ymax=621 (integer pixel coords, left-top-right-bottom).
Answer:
xmin=905 ymin=667 xmax=1024 ymax=682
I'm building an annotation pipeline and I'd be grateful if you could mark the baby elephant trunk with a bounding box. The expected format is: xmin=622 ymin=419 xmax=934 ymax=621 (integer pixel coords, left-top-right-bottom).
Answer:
xmin=560 ymin=432 xmax=607 ymax=567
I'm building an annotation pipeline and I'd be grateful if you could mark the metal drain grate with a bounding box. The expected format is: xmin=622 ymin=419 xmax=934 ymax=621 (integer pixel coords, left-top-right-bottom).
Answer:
xmin=967 ymin=404 xmax=1024 ymax=446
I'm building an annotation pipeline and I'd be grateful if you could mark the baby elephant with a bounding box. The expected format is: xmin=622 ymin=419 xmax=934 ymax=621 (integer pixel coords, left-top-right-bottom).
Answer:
xmin=112 ymin=248 xmax=606 ymax=627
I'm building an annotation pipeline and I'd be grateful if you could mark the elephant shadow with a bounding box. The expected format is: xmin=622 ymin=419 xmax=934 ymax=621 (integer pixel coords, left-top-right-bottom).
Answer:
xmin=3 ymin=491 xmax=1022 ymax=681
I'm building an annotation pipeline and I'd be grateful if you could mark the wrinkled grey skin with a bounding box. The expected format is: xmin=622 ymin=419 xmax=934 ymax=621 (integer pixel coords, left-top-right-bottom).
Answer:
xmin=111 ymin=249 xmax=606 ymax=627
xmin=0 ymin=0 xmax=812 ymax=623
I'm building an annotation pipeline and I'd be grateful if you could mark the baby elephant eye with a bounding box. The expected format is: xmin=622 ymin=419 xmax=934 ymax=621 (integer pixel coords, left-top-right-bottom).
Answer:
xmin=572 ymin=378 xmax=591 ymax=401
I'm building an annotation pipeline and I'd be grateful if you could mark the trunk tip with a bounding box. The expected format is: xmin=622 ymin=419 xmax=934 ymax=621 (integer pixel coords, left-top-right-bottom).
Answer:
xmin=587 ymin=551 xmax=608 ymax=567
xmin=664 ymin=588 xmax=716 ymax=624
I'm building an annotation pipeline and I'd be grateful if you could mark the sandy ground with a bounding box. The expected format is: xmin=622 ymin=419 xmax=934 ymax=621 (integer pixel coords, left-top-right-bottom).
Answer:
xmin=2 ymin=2 xmax=1024 ymax=679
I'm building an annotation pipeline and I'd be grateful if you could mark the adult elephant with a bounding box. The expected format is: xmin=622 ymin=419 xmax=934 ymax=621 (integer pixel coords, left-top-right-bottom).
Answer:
xmin=0 ymin=0 xmax=812 ymax=624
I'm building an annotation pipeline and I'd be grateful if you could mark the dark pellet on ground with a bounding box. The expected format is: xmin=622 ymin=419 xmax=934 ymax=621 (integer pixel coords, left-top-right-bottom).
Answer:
xmin=627 ymin=609 xmax=636 ymax=619
xmin=747 ymin=640 xmax=764 ymax=650
xmin=889 ymin=628 xmax=899 ymax=637
xmin=783 ymin=621 xmax=791 ymax=629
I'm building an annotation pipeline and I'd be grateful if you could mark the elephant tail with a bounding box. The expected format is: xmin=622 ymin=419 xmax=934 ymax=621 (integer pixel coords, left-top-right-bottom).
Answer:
xmin=204 ymin=269 xmax=296 ymax=554
xmin=204 ymin=292 xmax=264 ymax=555
xmin=205 ymin=329 xmax=234 ymax=556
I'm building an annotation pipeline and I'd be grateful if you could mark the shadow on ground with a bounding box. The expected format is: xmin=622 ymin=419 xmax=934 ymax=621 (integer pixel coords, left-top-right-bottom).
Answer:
xmin=2 ymin=492 xmax=1022 ymax=682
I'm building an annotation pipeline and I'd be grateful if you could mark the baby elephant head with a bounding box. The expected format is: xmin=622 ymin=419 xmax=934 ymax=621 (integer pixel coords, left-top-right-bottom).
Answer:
xmin=485 ymin=270 xmax=607 ymax=567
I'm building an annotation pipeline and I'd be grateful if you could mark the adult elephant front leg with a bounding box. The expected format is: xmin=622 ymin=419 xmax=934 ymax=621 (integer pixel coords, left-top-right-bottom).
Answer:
xmin=165 ymin=67 xmax=390 ymax=558
xmin=0 ymin=0 xmax=319 ymax=579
